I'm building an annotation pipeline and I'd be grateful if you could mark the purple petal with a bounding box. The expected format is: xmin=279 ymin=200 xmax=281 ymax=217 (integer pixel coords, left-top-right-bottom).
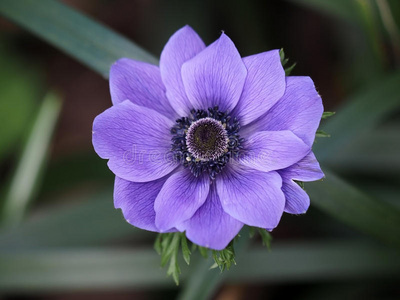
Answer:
xmin=216 ymin=164 xmax=285 ymax=229
xmin=280 ymin=151 xmax=324 ymax=181
xmin=177 ymin=184 xmax=243 ymax=250
xmin=154 ymin=170 xmax=210 ymax=231
xmin=114 ymin=176 xmax=168 ymax=232
xmin=181 ymin=33 xmax=247 ymax=112
xmin=243 ymin=76 xmax=323 ymax=147
xmin=279 ymin=152 xmax=324 ymax=214
xmin=281 ymin=178 xmax=310 ymax=214
xmin=110 ymin=58 xmax=176 ymax=119
xmin=160 ymin=25 xmax=206 ymax=116
xmin=232 ymin=50 xmax=285 ymax=126
xmin=239 ymin=130 xmax=310 ymax=172
xmin=92 ymin=100 xmax=178 ymax=182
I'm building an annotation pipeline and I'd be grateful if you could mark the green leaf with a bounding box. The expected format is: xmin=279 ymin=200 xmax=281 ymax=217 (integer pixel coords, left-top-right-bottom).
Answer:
xmin=156 ymin=232 xmax=182 ymax=284
xmin=198 ymin=246 xmax=209 ymax=259
xmin=211 ymin=244 xmax=236 ymax=272
xmin=167 ymin=248 xmax=181 ymax=286
xmin=181 ymin=234 xmax=191 ymax=265
xmin=248 ymin=226 xmax=256 ymax=238
xmin=279 ymin=48 xmax=296 ymax=75
xmin=154 ymin=234 xmax=162 ymax=255
xmin=322 ymin=111 xmax=336 ymax=119
xmin=307 ymin=168 xmax=400 ymax=250
xmin=2 ymin=92 xmax=62 ymax=226
xmin=284 ymin=62 xmax=297 ymax=76
xmin=258 ymin=229 xmax=273 ymax=250
xmin=160 ymin=234 xmax=175 ymax=267
xmin=279 ymin=48 xmax=288 ymax=65
xmin=0 ymin=0 xmax=158 ymax=79
xmin=315 ymin=130 xmax=331 ymax=138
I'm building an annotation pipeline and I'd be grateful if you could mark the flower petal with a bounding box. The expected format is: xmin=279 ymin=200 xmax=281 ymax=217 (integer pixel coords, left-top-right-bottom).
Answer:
xmin=239 ymin=130 xmax=310 ymax=172
xmin=177 ymin=184 xmax=243 ymax=250
xmin=280 ymin=151 xmax=324 ymax=181
xmin=181 ymin=33 xmax=247 ymax=112
xmin=281 ymin=178 xmax=310 ymax=214
xmin=243 ymin=76 xmax=323 ymax=146
xmin=110 ymin=58 xmax=176 ymax=119
xmin=160 ymin=25 xmax=206 ymax=116
xmin=92 ymin=100 xmax=178 ymax=182
xmin=279 ymin=152 xmax=324 ymax=214
xmin=154 ymin=170 xmax=210 ymax=231
xmin=232 ymin=50 xmax=285 ymax=126
xmin=216 ymin=164 xmax=285 ymax=229
xmin=114 ymin=176 xmax=168 ymax=232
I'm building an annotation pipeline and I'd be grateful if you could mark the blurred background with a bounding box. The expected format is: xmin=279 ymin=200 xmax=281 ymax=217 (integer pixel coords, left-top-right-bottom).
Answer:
xmin=0 ymin=0 xmax=399 ymax=299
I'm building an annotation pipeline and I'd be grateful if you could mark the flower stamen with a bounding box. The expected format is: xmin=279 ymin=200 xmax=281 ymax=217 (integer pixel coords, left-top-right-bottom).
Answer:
xmin=171 ymin=106 xmax=244 ymax=180
xmin=186 ymin=117 xmax=228 ymax=161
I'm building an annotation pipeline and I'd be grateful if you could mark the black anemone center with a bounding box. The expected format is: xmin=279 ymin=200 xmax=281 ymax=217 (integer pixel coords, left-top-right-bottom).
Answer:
xmin=171 ymin=107 xmax=244 ymax=180
xmin=186 ymin=117 xmax=228 ymax=161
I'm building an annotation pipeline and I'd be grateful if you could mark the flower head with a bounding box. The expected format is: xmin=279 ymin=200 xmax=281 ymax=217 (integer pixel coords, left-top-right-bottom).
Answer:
xmin=92 ymin=25 xmax=324 ymax=250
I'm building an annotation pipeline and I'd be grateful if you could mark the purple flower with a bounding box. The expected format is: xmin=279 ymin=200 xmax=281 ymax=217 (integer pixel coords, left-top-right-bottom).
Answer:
xmin=92 ymin=25 xmax=324 ymax=250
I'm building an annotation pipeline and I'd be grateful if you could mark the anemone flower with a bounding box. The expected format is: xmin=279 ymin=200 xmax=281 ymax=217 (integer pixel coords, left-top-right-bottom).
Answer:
xmin=92 ymin=25 xmax=324 ymax=250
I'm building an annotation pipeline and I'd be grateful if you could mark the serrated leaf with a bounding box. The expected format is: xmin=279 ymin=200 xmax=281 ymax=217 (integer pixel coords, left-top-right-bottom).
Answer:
xmin=285 ymin=62 xmax=297 ymax=76
xmin=316 ymin=130 xmax=331 ymax=138
xmin=322 ymin=111 xmax=336 ymax=119
xmin=279 ymin=48 xmax=296 ymax=75
xmin=154 ymin=234 xmax=162 ymax=255
xmin=279 ymin=48 xmax=285 ymax=62
xmin=248 ymin=226 xmax=256 ymax=238
xmin=209 ymin=262 xmax=219 ymax=270
xmin=180 ymin=233 xmax=191 ymax=265
xmin=258 ymin=229 xmax=272 ymax=250
xmin=210 ymin=244 xmax=236 ymax=272
xmin=160 ymin=234 xmax=174 ymax=267
xmin=157 ymin=232 xmax=182 ymax=284
xmin=167 ymin=252 xmax=180 ymax=286
xmin=198 ymin=246 xmax=209 ymax=258
xmin=295 ymin=180 xmax=305 ymax=189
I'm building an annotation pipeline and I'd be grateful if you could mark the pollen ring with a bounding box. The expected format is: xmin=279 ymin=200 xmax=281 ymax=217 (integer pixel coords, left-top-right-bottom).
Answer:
xmin=170 ymin=106 xmax=243 ymax=180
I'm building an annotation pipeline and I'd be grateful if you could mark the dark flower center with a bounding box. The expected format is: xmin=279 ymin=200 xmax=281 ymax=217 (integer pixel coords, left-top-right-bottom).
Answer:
xmin=186 ymin=117 xmax=228 ymax=161
xmin=171 ymin=107 xmax=243 ymax=180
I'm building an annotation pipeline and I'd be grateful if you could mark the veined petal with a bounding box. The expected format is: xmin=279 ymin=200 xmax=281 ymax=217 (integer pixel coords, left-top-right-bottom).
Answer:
xmin=110 ymin=58 xmax=176 ymax=119
xmin=280 ymin=151 xmax=324 ymax=182
xmin=281 ymin=178 xmax=310 ymax=214
xmin=160 ymin=25 xmax=206 ymax=116
xmin=177 ymin=184 xmax=243 ymax=250
xmin=181 ymin=33 xmax=247 ymax=112
xmin=233 ymin=50 xmax=285 ymax=126
xmin=216 ymin=164 xmax=285 ymax=229
xmin=279 ymin=151 xmax=324 ymax=214
xmin=243 ymin=76 xmax=323 ymax=147
xmin=114 ymin=176 xmax=168 ymax=232
xmin=239 ymin=130 xmax=310 ymax=172
xmin=92 ymin=100 xmax=178 ymax=182
xmin=154 ymin=170 xmax=210 ymax=231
